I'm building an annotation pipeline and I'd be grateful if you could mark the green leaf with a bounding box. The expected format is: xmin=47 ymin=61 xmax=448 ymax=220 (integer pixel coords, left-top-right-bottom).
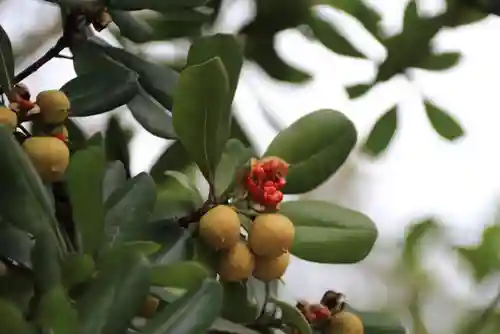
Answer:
xmin=36 ymin=286 xmax=78 ymax=334
xmin=104 ymin=116 xmax=132 ymax=178
xmin=270 ymin=297 xmax=312 ymax=334
xmin=0 ymin=269 xmax=33 ymax=313
xmin=149 ymin=223 xmax=194 ymax=265
xmin=152 ymin=171 xmax=203 ymax=221
xmin=362 ymin=106 xmax=398 ymax=157
xmin=61 ymin=253 xmax=95 ymax=289
xmin=221 ymin=282 xmax=258 ymax=324
xmin=104 ymin=173 xmax=157 ymax=247
xmin=403 ymin=219 xmax=440 ymax=267
xmin=0 ymin=126 xmax=59 ymax=236
xmin=210 ymin=318 xmax=260 ymax=334
xmin=151 ymin=261 xmax=210 ymax=290
xmin=150 ymin=141 xmax=191 ymax=183
xmin=264 ymin=109 xmax=357 ymax=194
xmin=66 ymin=119 xmax=87 ymax=152
xmin=110 ymin=10 xmax=154 ymax=43
xmin=307 ymin=14 xmax=365 ymax=58
xmin=345 ymin=304 xmax=406 ymax=334
xmin=279 ymin=200 xmax=378 ymax=263
xmin=0 ymin=25 xmax=14 ymax=92
xmin=67 ymin=145 xmax=106 ymax=255
xmin=0 ymin=226 xmax=34 ymax=269
xmin=172 ymin=57 xmax=230 ymax=183
xmin=103 ymin=161 xmax=127 ymax=202
xmin=0 ymin=298 xmax=33 ymax=334
xmin=31 ymin=230 xmax=61 ymax=292
xmin=346 ymin=83 xmax=372 ymax=99
xmin=61 ymin=69 xmax=139 ymax=117
xmin=71 ymin=41 xmax=120 ymax=76
xmin=416 ymin=52 xmax=461 ymax=71
xmin=186 ymin=34 xmax=243 ymax=101
xmin=121 ymin=241 xmax=161 ymax=256
xmin=77 ymin=249 xmax=151 ymax=334
xmin=106 ymin=0 xmax=209 ymax=11
xmin=245 ymin=35 xmax=311 ymax=83
xmin=127 ymin=86 xmax=176 ymax=139
xmin=214 ymin=139 xmax=253 ymax=197
xmin=91 ymin=40 xmax=178 ymax=110
xmin=424 ymin=100 xmax=464 ymax=140
xmin=141 ymin=278 xmax=223 ymax=334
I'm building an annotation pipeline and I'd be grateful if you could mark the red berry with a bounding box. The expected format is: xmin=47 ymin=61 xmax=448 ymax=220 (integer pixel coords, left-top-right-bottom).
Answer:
xmin=315 ymin=307 xmax=330 ymax=320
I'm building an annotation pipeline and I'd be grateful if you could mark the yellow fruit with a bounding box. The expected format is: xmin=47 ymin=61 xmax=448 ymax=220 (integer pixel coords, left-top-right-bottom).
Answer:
xmin=22 ymin=136 xmax=70 ymax=182
xmin=36 ymin=90 xmax=70 ymax=124
xmin=137 ymin=295 xmax=160 ymax=319
xmin=253 ymin=251 xmax=290 ymax=282
xmin=218 ymin=241 xmax=255 ymax=282
xmin=199 ymin=205 xmax=241 ymax=250
xmin=248 ymin=214 xmax=294 ymax=257
xmin=0 ymin=107 xmax=17 ymax=130
xmin=326 ymin=311 xmax=364 ymax=334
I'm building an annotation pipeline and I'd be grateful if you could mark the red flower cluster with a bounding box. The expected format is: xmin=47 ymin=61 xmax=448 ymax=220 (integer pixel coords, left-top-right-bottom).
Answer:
xmin=243 ymin=157 xmax=289 ymax=209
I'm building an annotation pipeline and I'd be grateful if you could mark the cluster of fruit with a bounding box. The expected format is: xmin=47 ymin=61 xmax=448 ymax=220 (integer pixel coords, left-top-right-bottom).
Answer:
xmin=199 ymin=204 xmax=295 ymax=283
xmin=0 ymin=84 xmax=71 ymax=183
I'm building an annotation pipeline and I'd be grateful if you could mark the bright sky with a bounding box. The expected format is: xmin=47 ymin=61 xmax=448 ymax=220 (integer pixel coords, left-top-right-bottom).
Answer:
xmin=2 ymin=0 xmax=500 ymax=331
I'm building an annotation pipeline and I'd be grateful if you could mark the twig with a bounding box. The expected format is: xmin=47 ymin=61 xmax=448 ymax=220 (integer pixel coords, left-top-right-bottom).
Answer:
xmin=55 ymin=54 xmax=74 ymax=60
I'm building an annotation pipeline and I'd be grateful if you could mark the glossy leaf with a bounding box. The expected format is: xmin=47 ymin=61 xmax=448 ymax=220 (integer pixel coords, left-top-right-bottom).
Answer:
xmin=31 ymin=230 xmax=61 ymax=292
xmin=424 ymin=100 xmax=464 ymax=140
xmin=67 ymin=145 xmax=106 ymax=255
xmin=0 ymin=226 xmax=34 ymax=269
xmin=61 ymin=253 xmax=95 ymax=289
xmin=104 ymin=173 xmax=157 ymax=246
xmin=279 ymin=200 xmax=378 ymax=263
xmin=264 ymin=109 xmax=357 ymax=194
xmin=150 ymin=141 xmax=191 ymax=183
xmin=110 ymin=10 xmax=154 ymax=43
xmin=127 ymin=86 xmax=176 ymax=139
xmin=307 ymin=14 xmax=365 ymax=58
xmin=271 ymin=298 xmax=312 ymax=334
xmin=214 ymin=139 xmax=253 ymax=197
xmin=141 ymin=278 xmax=223 ymax=334
xmin=245 ymin=35 xmax=311 ymax=83
xmin=416 ymin=52 xmax=461 ymax=71
xmin=149 ymin=224 xmax=193 ymax=265
xmin=0 ymin=126 xmax=59 ymax=236
xmin=36 ymin=286 xmax=78 ymax=334
xmin=103 ymin=161 xmax=127 ymax=202
xmin=61 ymin=68 xmax=139 ymax=117
xmin=0 ymin=269 xmax=34 ymax=313
xmin=362 ymin=106 xmax=398 ymax=157
xmin=71 ymin=41 xmax=119 ymax=76
xmin=172 ymin=57 xmax=230 ymax=183
xmin=104 ymin=116 xmax=132 ymax=178
xmin=0 ymin=298 xmax=33 ymax=334
xmin=106 ymin=0 xmax=209 ymax=11
xmin=66 ymin=119 xmax=87 ymax=152
xmin=151 ymin=261 xmax=210 ymax=290
xmin=221 ymin=282 xmax=258 ymax=324
xmin=0 ymin=25 xmax=14 ymax=92
xmin=77 ymin=249 xmax=151 ymax=334
xmin=186 ymin=34 xmax=244 ymax=101
xmin=345 ymin=304 xmax=406 ymax=334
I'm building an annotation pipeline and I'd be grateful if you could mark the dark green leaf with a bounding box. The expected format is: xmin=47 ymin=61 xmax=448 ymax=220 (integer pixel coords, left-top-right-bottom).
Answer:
xmin=424 ymin=100 xmax=464 ymax=140
xmin=0 ymin=226 xmax=34 ymax=269
xmin=0 ymin=269 xmax=33 ymax=313
xmin=0 ymin=126 xmax=59 ymax=236
xmin=0 ymin=298 xmax=33 ymax=334
xmin=61 ymin=253 xmax=95 ymax=289
xmin=150 ymin=141 xmax=191 ymax=183
xmin=264 ymin=109 xmax=357 ymax=194
xmin=416 ymin=52 xmax=461 ymax=71
xmin=345 ymin=304 xmax=406 ymax=334
xmin=138 ymin=15 xmax=204 ymax=41
xmin=245 ymin=35 xmax=311 ymax=83
xmin=31 ymin=230 xmax=61 ymax=292
xmin=172 ymin=57 xmax=230 ymax=183
xmin=110 ymin=10 xmax=154 ymax=43
xmin=221 ymin=282 xmax=258 ymax=324
xmin=36 ymin=286 xmax=78 ymax=334
xmin=362 ymin=106 xmax=398 ymax=157
xmin=270 ymin=298 xmax=312 ymax=334
xmin=279 ymin=200 xmax=378 ymax=263
xmin=186 ymin=34 xmax=243 ymax=101
xmin=86 ymin=132 xmax=104 ymax=148
xmin=61 ymin=69 xmax=139 ymax=117
xmin=77 ymin=249 xmax=151 ymax=334
xmin=210 ymin=318 xmax=260 ymax=334
xmin=106 ymin=0 xmax=209 ymax=11
xmin=128 ymin=86 xmax=176 ymax=139
xmin=0 ymin=25 xmax=14 ymax=92
xmin=141 ymin=278 xmax=223 ymax=334
xmin=307 ymin=14 xmax=365 ymax=58
xmin=104 ymin=173 xmax=157 ymax=246
xmin=445 ymin=3 xmax=487 ymax=27
xmin=104 ymin=116 xmax=132 ymax=178
xmin=67 ymin=145 xmax=106 ymax=254
xmin=103 ymin=161 xmax=127 ymax=202
xmin=214 ymin=139 xmax=253 ymax=197
xmin=148 ymin=223 xmax=193 ymax=265
xmin=66 ymin=119 xmax=87 ymax=152
xmin=151 ymin=261 xmax=210 ymax=290
xmin=71 ymin=41 xmax=119 ymax=76
xmin=346 ymin=83 xmax=373 ymax=99
xmin=120 ymin=241 xmax=161 ymax=256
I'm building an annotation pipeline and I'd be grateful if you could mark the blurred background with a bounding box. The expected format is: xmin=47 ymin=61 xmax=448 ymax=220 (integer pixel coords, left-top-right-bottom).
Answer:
xmin=2 ymin=0 xmax=500 ymax=332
